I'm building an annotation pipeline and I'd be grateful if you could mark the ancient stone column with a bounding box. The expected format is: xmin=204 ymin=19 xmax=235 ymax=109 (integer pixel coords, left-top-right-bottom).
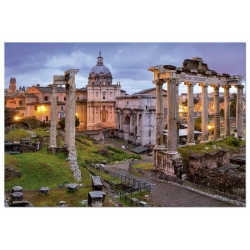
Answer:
xmin=167 ymin=78 xmax=178 ymax=153
xmin=212 ymin=84 xmax=220 ymax=140
xmin=154 ymin=79 xmax=165 ymax=150
xmin=50 ymin=84 xmax=57 ymax=148
xmin=64 ymin=84 xmax=70 ymax=147
xmin=67 ymin=78 xmax=77 ymax=155
xmin=199 ymin=83 xmax=208 ymax=142
xmin=176 ymin=81 xmax=180 ymax=146
xmin=185 ymin=82 xmax=195 ymax=145
xmin=223 ymin=85 xmax=231 ymax=137
xmin=235 ymin=85 xmax=244 ymax=138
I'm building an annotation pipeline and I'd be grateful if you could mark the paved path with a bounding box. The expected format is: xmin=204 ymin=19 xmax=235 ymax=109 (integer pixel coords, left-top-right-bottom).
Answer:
xmin=101 ymin=138 xmax=236 ymax=207
xmin=105 ymin=162 xmax=235 ymax=207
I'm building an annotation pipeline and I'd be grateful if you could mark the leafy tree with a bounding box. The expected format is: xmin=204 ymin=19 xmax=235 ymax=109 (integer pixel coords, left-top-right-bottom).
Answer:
xmin=193 ymin=98 xmax=199 ymax=105
xmin=58 ymin=116 xmax=80 ymax=130
xmin=230 ymin=100 xmax=236 ymax=117
xmin=220 ymin=108 xmax=224 ymax=117
xmin=182 ymin=99 xmax=187 ymax=106
xmin=194 ymin=117 xmax=202 ymax=131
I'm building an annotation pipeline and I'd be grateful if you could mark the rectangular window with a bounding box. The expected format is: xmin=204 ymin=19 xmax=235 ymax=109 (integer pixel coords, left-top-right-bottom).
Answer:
xmin=46 ymin=116 xmax=49 ymax=121
xmin=60 ymin=106 xmax=64 ymax=111
xmin=45 ymin=96 xmax=48 ymax=101
xmin=19 ymin=100 xmax=22 ymax=105
xmin=35 ymin=106 xmax=37 ymax=111
xmin=64 ymin=97 xmax=66 ymax=101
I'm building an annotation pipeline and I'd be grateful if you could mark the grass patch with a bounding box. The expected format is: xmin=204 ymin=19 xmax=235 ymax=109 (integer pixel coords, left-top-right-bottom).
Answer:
xmin=177 ymin=137 xmax=245 ymax=169
xmin=118 ymin=190 xmax=150 ymax=207
xmin=87 ymin=166 xmax=122 ymax=184
xmin=5 ymin=128 xmax=29 ymax=140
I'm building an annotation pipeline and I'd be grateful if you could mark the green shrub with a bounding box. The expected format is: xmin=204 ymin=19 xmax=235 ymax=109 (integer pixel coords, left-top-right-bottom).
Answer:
xmin=224 ymin=136 xmax=241 ymax=146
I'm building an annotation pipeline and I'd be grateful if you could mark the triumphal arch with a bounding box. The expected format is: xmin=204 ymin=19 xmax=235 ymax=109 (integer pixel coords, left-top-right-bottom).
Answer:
xmin=148 ymin=57 xmax=244 ymax=177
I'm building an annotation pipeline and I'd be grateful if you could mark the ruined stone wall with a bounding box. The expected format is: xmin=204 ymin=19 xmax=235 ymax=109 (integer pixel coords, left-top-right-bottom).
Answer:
xmin=187 ymin=148 xmax=245 ymax=199
xmin=154 ymin=150 xmax=183 ymax=178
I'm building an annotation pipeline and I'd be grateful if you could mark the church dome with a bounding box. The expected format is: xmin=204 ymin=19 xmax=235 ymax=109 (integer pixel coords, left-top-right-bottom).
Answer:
xmin=90 ymin=52 xmax=112 ymax=75
xmin=88 ymin=52 xmax=113 ymax=85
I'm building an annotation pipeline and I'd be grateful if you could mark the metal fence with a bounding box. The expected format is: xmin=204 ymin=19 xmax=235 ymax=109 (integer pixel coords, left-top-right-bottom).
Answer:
xmin=107 ymin=169 xmax=152 ymax=192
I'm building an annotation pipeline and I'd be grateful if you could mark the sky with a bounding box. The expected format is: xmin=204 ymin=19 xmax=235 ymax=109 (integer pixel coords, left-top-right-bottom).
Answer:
xmin=1 ymin=1 xmax=249 ymax=249
xmin=4 ymin=42 xmax=246 ymax=95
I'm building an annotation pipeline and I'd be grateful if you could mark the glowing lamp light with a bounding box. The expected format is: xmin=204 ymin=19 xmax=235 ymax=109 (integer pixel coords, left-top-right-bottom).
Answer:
xmin=14 ymin=116 xmax=20 ymax=120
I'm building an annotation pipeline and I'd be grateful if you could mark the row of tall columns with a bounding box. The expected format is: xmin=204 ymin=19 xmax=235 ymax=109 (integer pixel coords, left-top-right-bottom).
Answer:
xmin=184 ymin=83 xmax=244 ymax=142
xmin=154 ymin=79 xmax=244 ymax=155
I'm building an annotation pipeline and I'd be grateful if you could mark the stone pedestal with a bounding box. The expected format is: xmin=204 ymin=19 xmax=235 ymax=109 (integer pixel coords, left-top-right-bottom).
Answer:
xmin=11 ymin=192 xmax=23 ymax=201
xmin=39 ymin=187 xmax=49 ymax=195
xmin=12 ymin=186 xmax=23 ymax=193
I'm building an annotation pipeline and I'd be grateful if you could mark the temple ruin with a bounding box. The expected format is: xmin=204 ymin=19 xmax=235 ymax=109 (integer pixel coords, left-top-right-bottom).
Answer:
xmin=148 ymin=57 xmax=244 ymax=177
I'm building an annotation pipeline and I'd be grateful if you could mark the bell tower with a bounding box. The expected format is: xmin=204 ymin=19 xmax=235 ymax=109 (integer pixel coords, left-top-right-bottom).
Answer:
xmin=9 ymin=77 xmax=17 ymax=93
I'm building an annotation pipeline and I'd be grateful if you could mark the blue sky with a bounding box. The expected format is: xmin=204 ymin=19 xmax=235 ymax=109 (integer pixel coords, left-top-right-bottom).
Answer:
xmin=4 ymin=42 xmax=246 ymax=95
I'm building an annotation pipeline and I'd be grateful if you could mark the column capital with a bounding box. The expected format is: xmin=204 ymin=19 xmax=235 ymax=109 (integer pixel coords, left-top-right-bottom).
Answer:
xmin=211 ymin=84 xmax=220 ymax=89
xmin=153 ymin=79 xmax=165 ymax=85
xmin=166 ymin=78 xmax=180 ymax=86
xmin=50 ymin=84 xmax=57 ymax=91
xmin=198 ymin=82 xmax=208 ymax=88
xmin=184 ymin=81 xmax=194 ymax=87
xmin=235 ymin=84 xmax=244 ymax=89
xmin=222 ymin=85 xmax=231 ymax=89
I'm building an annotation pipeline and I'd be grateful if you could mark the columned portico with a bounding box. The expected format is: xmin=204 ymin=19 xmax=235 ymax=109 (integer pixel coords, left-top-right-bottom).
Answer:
xmin=212 ymin=84 xmax=220 ymax=140
xmin=185 ymin=82 xmax=195 ymax=145
xmin=199 ymin=83 xmax=208 ymax=142
xmin=148 ymin=57 xmax=244 ymax=178
xmin=223 ymin=85 xmax=231 ymax=137
xmin=235 ymin=85 xmax=244 ymax=138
